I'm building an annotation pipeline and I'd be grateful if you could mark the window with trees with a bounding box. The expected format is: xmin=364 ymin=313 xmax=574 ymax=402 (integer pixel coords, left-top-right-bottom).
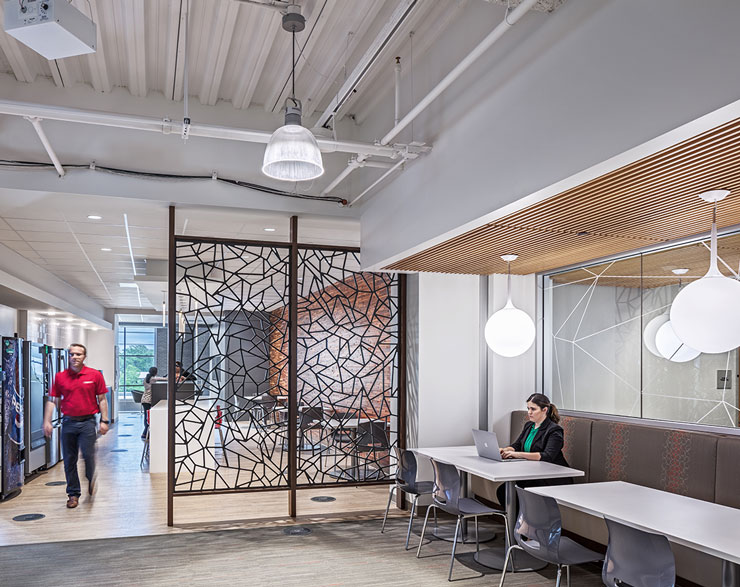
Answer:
xmin=117 ymin=326 xmax=156 ymax=402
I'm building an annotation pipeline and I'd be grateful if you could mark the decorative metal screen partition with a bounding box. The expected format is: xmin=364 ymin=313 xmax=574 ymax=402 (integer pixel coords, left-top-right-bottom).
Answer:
xmin=172 ymin=239 xmax=291 ymax=493
xmin=167 ymin=213 xmax=402 ymax=523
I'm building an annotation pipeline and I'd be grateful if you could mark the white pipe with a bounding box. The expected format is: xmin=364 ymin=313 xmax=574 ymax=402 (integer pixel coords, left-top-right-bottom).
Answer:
xmin=394 ymin=57 xmax=401 ymax=127
xmin=315 ymin=0 xmax=418 ymax=129
xmin=0 ymin=99 xmax=400 ymax=159
xmin=380 ymin=0 xmax=538 ymax=146
xmin=349 ymin=159 xmax=405 ymax=207
xmin=24 ymin=117 xmax=65 ymax=177
xmin=321 ymin=157 xmax=364 ymax=196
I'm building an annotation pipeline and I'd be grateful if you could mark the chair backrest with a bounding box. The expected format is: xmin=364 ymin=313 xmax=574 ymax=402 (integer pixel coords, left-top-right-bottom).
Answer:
xmin=430 ymin=459 xmax=461 ymax=512
xmin=131 ymin=390 xmax=143 ymax=403
xmin=514 ymin=487 xmax=564 ymax=565
xmin=357 ymin=421 xmax=389 ymax=450
xmin=299 ymin=407 xmax=323 ymax=429
xmin=395 ymin=447 xmax=418 ymax=489
xmin=602 ymin=517 xmax=676 ymax=587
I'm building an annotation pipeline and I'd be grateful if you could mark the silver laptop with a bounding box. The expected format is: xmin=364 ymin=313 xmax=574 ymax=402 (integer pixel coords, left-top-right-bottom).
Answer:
xmin=472 ymin=429 xmax=524 ymax=461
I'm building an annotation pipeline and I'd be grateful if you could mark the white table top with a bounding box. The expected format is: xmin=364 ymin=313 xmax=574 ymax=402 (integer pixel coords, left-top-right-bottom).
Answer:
xmin=528 ymin=481 xmax=740 ymax=564
xmin=327 ymin=418 xmax=378 ymax=428
xmin=413 ymin=445 xmax=584 ymax=483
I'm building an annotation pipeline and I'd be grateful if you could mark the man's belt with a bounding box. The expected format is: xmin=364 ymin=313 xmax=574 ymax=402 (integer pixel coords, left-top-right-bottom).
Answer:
xmin=64 ymin=414 xmax=96 ymax=422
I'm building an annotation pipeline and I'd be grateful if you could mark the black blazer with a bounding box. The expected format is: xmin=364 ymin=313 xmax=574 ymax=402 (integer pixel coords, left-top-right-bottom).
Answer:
xmin=511 ymin=418 xmax=569 ymax=467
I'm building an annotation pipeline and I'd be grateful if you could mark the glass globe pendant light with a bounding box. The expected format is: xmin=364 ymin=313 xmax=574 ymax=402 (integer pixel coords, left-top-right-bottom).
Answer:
xmin=262 ymin=6 xmax=324 ymax=182
xmin=670 ymin=190 xmax=740 ymax=354
xmin=484 ymin=254 xmax=536 ymax=358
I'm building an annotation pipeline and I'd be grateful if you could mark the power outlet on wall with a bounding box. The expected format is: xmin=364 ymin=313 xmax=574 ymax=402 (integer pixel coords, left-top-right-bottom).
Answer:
xmin=717 ymin=370 xmax=732 ymax=390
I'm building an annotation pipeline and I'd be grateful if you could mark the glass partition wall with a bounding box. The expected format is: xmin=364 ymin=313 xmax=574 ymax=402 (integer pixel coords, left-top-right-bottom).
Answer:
xmin=544 ymin=232 xmax=740 ymax=429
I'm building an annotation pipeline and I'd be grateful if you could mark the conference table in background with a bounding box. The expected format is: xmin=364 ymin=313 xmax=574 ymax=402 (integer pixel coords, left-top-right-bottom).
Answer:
xmin=529 ymin=481 xmax=740 ymax=587
xmin=414 ymin=445 xmax=583 ymax=571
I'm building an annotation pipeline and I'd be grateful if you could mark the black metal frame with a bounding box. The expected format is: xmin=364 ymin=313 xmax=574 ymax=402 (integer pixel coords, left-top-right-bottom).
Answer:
xmin=166 ymin=210 xmax=405 ymax=525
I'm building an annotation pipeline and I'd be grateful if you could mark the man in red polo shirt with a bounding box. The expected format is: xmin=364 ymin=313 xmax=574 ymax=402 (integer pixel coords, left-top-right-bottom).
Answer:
xmin=43 ymin=343 xmax=109 ymax=509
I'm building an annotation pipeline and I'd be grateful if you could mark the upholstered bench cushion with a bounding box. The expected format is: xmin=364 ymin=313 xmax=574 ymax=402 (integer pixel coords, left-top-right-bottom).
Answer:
xmin=715 ymin=435 xmax=740 ymax=508
xmin=589 ymin=420 xmax=717 ymax=502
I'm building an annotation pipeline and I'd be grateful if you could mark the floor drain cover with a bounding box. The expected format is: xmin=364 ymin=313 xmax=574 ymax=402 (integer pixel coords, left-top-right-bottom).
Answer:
xmin=111 ymin=449 xmax=128 ymax=452
xmin=119 ymin=434 xmax=132 ymax=437
xmin=13 ymin=513 xmax=45 ymax=522
xmin=45 ymin=481 xmax=66 ymax=486
xmin=310 ymin=496 xmax=336 ymax=502
xmin=283 ymin=527 xmax=312 ymax=536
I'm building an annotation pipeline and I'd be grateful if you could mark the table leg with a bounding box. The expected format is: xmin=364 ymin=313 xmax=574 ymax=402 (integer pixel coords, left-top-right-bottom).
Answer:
xmin=473 ymin=481 xmax=547 ymax=571
xmin=723 ymin=560 xmax=740 ymax=587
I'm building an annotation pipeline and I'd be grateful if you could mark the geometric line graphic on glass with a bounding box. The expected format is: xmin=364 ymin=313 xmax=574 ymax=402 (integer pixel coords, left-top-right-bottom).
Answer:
xmin=173 ymin=241 xmax=291 ymax=492
xmin=272 ymin=249 xmax=400 ymax=485
xmin=549 ymin=255 xmax=738 ymax=427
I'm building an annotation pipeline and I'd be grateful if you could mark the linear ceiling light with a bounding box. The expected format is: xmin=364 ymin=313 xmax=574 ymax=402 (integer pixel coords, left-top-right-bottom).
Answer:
xmin=262 ymin=5 xmax=324 ymax=182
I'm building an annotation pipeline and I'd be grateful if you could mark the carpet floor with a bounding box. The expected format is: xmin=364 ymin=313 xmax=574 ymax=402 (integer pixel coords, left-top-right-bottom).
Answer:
xmin=0 ymin=517 xmax=606 ymax=587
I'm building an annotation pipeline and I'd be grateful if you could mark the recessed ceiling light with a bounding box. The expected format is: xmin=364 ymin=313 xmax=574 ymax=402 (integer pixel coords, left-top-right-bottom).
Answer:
xmin=101 ymin=247 xmax=112 ymax=252
xmin=46 ymin=311 xmax=56 ymax=316
xmin=65 ymin=317 xmax=74 ymax=322
xmin=119 ymin=282 xmax=139 ymax=288
xmin=264 ymin=227 xmax=276 ymax=232
xmin=87 ymin=215 xmax=103 ymax=220
xmin=672 ymin=268 xmax=689 ymax=275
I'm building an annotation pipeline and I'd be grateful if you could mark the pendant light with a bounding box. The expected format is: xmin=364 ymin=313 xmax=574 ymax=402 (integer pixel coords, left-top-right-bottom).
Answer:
xmin=484 ymin=255 xmax=536 ymax=358
xmin=262 ymin=5 xmax=324 ymax=182
xmin=654 ymin=270 xmax=700 ymax=362
xmin=670 ymin=190 xmax=740 ymax=354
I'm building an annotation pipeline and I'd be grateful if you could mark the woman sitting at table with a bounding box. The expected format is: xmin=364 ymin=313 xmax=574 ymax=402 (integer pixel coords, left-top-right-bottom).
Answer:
xmin=496 ymin=392 xmax=572 ymax=507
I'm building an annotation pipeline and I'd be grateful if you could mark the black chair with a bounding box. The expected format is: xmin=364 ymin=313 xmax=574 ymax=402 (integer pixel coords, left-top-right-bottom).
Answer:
xmin=499 ymin=487 xmax=602 ymax=587
xmin=298 ymin=406 xmax=324 ymax=453
xmin=356 ymin=420 xmax=390 ymax=480
xmin=381 ymin=447 xmax=435 ymax=549
xmin=602 ymin=517 xmax=676 ymax=587
xmin=418 ymin=459 xmax=505 ymax=582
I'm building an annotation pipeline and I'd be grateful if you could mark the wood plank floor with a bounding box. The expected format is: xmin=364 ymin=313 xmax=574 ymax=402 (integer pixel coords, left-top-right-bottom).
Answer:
xmin=0 ymin=411 xmax=400 ymax=546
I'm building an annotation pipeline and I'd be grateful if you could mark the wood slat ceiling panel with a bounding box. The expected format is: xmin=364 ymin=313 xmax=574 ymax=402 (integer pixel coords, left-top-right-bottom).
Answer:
xmin=551 ymin=233 xmax=740 ymax=289
xmin=385 ymin=118 xmax=740 ymax=275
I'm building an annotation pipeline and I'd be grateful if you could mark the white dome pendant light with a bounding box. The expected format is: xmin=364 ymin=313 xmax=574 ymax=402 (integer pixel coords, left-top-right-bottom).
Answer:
xmin=670 ymin=190 xmax=740 ymax=354
xmin=262 ymin=5 xmax=324 ymax=182
xmin=643 ymin=312 xmax=670 ymax=358
xmin=484 ymin=255 xmax=536 ymax=358
xmin=655 ymin=270 xmax=700 ymax=363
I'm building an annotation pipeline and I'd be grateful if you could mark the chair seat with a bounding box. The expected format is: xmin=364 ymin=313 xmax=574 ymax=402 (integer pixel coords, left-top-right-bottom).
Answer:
xmin=555 ymin=536 xmax=603 ymax=566
xmin=401 ymin=480 xmax=434 ymax=495
xmin=457 ymin=497 xmax=500 ymax=516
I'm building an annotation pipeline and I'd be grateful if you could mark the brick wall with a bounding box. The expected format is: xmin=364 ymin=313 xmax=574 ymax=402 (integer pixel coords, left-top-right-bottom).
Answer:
xmin=269 ymin=273 xmax=397 ymax=419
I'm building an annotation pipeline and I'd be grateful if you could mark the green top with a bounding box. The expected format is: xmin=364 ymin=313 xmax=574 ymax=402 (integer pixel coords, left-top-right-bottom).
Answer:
xmin=523 ymin=425 xmax=539 ymax=452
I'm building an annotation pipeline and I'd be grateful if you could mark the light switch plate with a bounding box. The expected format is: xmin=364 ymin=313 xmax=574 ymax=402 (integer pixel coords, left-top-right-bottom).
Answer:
xmin=717 ymin=370 xmax=732 ymax=390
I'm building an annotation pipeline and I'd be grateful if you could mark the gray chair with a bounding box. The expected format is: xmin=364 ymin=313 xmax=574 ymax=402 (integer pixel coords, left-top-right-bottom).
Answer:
xmin=500 ymin=487 xmax=602 ymax=587
xmin=602 ymin=517 xmax=676 ymax=587
xmin=417 ymin=458 xmax=507 ymax=582
xmin=381 ymin=447 xmax=435 ymax=549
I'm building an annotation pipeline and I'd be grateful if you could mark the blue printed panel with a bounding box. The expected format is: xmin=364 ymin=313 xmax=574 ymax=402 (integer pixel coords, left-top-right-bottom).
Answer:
xmin=2 ymin=338 xmax=24 ymax=498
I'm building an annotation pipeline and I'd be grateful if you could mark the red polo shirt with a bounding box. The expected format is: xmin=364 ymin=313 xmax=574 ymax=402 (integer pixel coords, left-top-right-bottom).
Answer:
xmin=51 ymin=365 xmax=107 ymax=417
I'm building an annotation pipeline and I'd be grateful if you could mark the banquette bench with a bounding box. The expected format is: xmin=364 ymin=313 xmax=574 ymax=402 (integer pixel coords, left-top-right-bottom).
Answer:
xmin=471 ymin=410 xmax=740 ymax=587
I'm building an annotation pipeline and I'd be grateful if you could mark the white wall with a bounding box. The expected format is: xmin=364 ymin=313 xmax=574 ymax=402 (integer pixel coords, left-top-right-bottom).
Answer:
xmin=361 ymin=0 xmax=740 ymax=269
xmin=413 ymin=273 xmax=480 ymax=449
xmin=0 ymin=304 xmax=16 ymax=337
xmin=86 ymin=328 xmax=116 ymax=387
xmin=488 ymin=274 xmax=537 ymax=444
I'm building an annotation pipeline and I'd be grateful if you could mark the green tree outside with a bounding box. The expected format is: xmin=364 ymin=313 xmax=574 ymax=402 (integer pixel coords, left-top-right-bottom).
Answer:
xmin=119 ymin=343 xmax=155 ymax=399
